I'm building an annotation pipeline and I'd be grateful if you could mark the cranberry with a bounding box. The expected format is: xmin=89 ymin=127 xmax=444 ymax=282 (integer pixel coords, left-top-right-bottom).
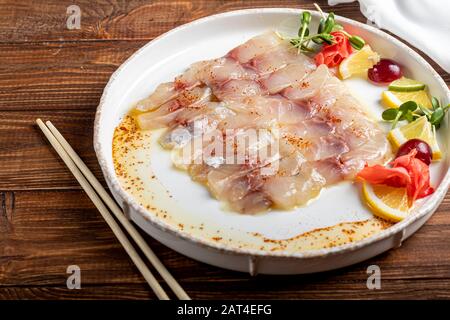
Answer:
xmin=396 ymin=139 xmax=432 ymax=165
xmin=368 ymin=59 xmax=403 ymax=84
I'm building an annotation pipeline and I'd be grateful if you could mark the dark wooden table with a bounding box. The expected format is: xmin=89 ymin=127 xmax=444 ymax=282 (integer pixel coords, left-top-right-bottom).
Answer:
xmin=0 ymin=0 xmax=449 ymax=300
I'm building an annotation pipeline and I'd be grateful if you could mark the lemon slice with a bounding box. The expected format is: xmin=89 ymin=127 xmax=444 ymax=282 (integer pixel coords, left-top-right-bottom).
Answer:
xmin=388 ymin=77 xmax=426 ymax=92
xmin=362 ymin=182 xmax=410 ymax=222
xmin=382 ymin=90 xmax=433 ymax=109
xmin=388 ymin=116 xmax=441 ymax=159
xmin=338 ymin=45 xmax=380 ymax=79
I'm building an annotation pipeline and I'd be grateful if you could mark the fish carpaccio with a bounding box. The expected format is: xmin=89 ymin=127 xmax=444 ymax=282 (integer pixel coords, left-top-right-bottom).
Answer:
xmin=133 ymin=32 xmax=390 ymax=214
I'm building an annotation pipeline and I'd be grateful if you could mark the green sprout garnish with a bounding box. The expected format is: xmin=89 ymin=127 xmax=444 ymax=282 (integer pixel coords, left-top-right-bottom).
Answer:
xmin=283 ymin=3 xmax=365 ymax=53
xmin=382 ymin=98 xmax=449 ymax=129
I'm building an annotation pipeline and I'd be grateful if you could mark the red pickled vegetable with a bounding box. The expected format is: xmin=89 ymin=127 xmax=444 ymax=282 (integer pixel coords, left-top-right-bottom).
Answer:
xmin=392 ymin=149 xmax=434 ymax=203
xmin=357 ymin=149 xmax=434 ymax=204
xmin=356 ymin=165 xmax=410 ymax=187
xmin=315 ymin=31 xmax=353 ymax=68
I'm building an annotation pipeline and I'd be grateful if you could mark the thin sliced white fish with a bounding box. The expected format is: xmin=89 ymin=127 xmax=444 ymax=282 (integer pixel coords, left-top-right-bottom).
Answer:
xmin=131 ymin=32 xmax=389 ymax=214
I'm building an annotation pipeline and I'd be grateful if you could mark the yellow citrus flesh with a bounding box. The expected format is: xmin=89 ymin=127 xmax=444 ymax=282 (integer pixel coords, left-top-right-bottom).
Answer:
xmin=362 ymin=182 xmax=409 ymax=222
xmin=388 ymin=116 xmax=442 ymax=159
xmin=381 ymin=90 xmax=433 ymax=109
xmin=338 ymin=45 xmax=380 ymax=79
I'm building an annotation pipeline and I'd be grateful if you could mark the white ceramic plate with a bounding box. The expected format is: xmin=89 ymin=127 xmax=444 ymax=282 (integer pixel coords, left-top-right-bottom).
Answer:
xmin=94 ymin=8 xmax=450 ymax=274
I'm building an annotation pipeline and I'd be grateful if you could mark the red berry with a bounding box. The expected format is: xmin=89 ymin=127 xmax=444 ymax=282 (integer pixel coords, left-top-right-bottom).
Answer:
xmin=368 ymin=59 xmax=403 ymax=84
xmin=396 ymin=139 xmax=432 ymax=165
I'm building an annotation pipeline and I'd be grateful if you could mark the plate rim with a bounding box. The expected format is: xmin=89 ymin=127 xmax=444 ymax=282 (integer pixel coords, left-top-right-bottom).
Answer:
xmin=94 ymin=8 xmax=450 ymax=259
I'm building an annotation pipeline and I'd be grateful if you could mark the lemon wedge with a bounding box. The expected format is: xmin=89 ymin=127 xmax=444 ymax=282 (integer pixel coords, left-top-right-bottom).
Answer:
xmin=362 ymin=182 xmax=410 ymax=222
xmin=388 ymin=116 xmax=441 ymax=159
xmin=388 ymin=77 xmax=426 ymax=92
xmin=338 ymin=45 xmax=380 ymax=79
xmin=381 ymin=90 xmax=433 ymax=109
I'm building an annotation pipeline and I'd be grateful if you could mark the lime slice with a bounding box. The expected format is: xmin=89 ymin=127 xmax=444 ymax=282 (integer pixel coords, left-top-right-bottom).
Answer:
xmin=388 ymin=77 xmax=426 ymax=92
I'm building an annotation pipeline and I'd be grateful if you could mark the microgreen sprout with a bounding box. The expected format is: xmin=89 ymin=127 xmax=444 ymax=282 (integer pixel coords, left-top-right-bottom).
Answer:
xmin=382 ymin=98 xmax=449 ymax=129
xmin=382 ymin=101 xmax=418 ymax=129
xmin=283 ymin=3 xmax=366 ymax=53
xmin=427 ymin=97 xmax=449 ymax=128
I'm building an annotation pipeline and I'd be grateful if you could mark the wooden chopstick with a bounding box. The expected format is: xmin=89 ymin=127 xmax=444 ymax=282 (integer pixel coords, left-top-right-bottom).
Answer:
xmin=36 ymin=119 xmax=186 ymax=300
xmin=44 ymin=120 xmax=190 ymax=300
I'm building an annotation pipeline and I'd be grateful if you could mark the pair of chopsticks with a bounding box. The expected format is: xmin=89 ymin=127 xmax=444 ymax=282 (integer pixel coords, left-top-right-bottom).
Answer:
xmin=36 ymin=119 xmax=190 ymax=300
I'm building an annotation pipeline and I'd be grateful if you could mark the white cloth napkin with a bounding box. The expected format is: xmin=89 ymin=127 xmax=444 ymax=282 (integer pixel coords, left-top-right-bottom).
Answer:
xmin=329 ymin=0 xmax=450 ymax=73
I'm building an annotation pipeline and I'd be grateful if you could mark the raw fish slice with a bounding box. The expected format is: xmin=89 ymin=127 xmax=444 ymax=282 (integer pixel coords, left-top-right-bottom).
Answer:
xmin=312 ymin=136 xmax=349 ymax=161
xmin=171 ymin=101 xmax=231 ymax=128
xmin=207 ymin=165 xmax=262 ymax=200
xmin=285 ymin=69 xmax=389 ymax=173
xmin=312 ymin=92 xmax=389 ymax=174
xmin=136 ymin=55 xmax=257 ymax=112
xmin=176 ymin=124 xmax=279 ymax=178
xmin=159 ymin=124 xmax=194 ymax=150
xmin=228 ymin=32 xmax=283 ymax=64
xmin=168 ymin=113 xmax=279 ymax=169
xmin=246 ymin=42 xmax=310 ymax=75
xmin=282 ymin=64 xmax=331 ymax=103
xmin=311 ymin=96 xmax=369 ymax=132
xmin=136 ymin=103 xmax=182 ymax=130
xmin=213 ymin=79 xmax=265 ymax=102
xmin=221 ymin=113 xmax=276 ymax=130
xmin=230 ymin=191 xmax=273 ymax=214
xmin=206 ymin=127 xmax=278 ymax=168
xmin=171 ymin=135 xmax=208 ymax=170
xmin=159 ymin=115 xmax=216 ymax=150
xmin=225 ymin=95 xmax=310 ymax=127
xmin=135 ymin=82 xmax=180 ymax=112
xmin=274 ymin=148 xmax=306 ymax=177
xmin=312 ymin=76 xmax=346 ymax=109
xmin=280 ymin=116 xmax=348 ymax=162
xmin=187 ymin=163 xmax=211 ymax=183
xmin=137 ymin=87 xmax=212 ymax=130
xmin=261 ymin=63 xmax=315 ymax=94
xmin=159 ymin=102 xmax=236 ymax=149
xmin=176 ymin=57 xmax=258 ymax=88
xmin=279 ymin=118 xmax=335 ymax=139
xmin=281 ymin=132 xmax=349 ymax=162
xmin=247 ymin=95 xmax=311 ymax=125
xmin=310 ymin=158 xmax=346 ymax=185
xmin=340 ymin=132 xmax=390 ymax=177
xmin=207 ymin=165 xmax=251 ymax=199
xmin=207 ymin=164 xmax=273 ymax=214
xmin=263 ymin=165 xmax=326 ymax=209
xmin=187 ymin=133 xmax=272 ymax=181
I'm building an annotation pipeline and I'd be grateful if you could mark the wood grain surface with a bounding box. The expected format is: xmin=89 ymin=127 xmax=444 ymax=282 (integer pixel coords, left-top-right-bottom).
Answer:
xmin=0 ymin=0 xmax=449 ymax=300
